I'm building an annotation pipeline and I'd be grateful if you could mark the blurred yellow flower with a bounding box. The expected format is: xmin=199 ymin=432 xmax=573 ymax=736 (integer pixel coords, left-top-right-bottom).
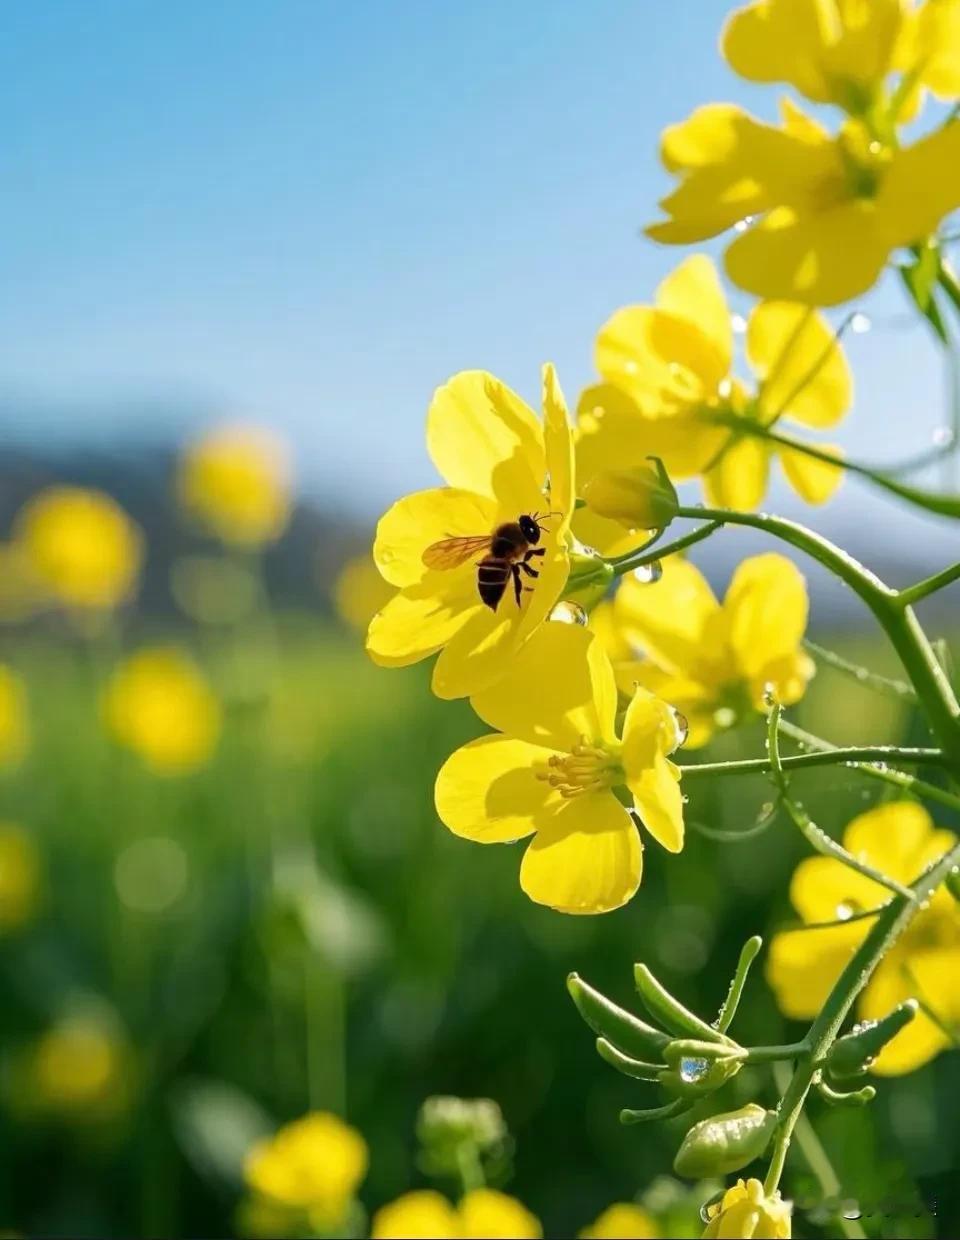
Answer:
xmin=244 ymin=1112 xmax=367 ymax=1230
xmin=0 ymin=665 xmax=29 ymax=769
xmin=900 ymin=0 xmax=960 ymax=99
xmin=613 ymin=554 xmax=813 ymax=748
xmin=372 ymin=1188 xmax=541 ymax=1239
xmin=702 ymin=1178 xmax=791 ymax=1239
xmin=578 ymin=256 xmax=849 ymax=516
xmin=334 ymin=554 xmax=394 ymax=631
xmin=16 ymin=486 xmax=143 ymax=611
xmin=435 ymin=622 xmax=684 ymax=915
xmin=102 ymin=647 xmax=221 ymax=775
xmin=646 ymin=100 xmax=960 ymax=305
xmin=367 ymin=366 xmax=574 ymax=700
xmin=178 ymin=423 xmax=291 ymax=547
xmin=768 ymin=802 xmax=960 ymax=1075
xmin=579 ymin=1202 xmax=660 ymax=1238
xmin=0 ymin=825 xmax=41 ymax=932
xmin=30 ymin=1013 xmax=130 ymax=1117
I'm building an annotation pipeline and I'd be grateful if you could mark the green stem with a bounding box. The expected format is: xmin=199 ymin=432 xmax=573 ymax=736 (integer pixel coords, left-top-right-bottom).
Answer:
xmin=608 ymin=520 xmax=721 ymax=574
xmin=897 ymin=560 xmax=960 ymax=608
xmin=803 ymin=638 xmax=917 ymax=703
xmin=674 ymin=505 xmax=960 ymax=765
xmin=763 ymin=839 xmax=960 ymax=1196
xmin=679 ymin=746 xmax=945 ymax=779
xmin=744 ymin=1041 xmax=810 ymax=1064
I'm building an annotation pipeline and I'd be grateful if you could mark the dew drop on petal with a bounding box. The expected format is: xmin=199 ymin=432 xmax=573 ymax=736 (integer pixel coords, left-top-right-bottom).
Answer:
xmin=835 ymin=901 xmax=858 ymax=921
xmin=632 ymin=560 xmax=663 ymax=585
xmin=671 ymin=709 xmax=689 ymax=749
xmin=851 ymin=312 xmax=871 ymax=334
xmin=679 ymin=1056 xmax=710 ymax=1083
xmin=550 ymin=601 xmax=588 ymax=626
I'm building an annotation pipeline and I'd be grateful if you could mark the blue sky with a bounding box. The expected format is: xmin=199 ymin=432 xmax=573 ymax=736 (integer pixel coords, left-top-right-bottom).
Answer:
xmin=1 ymin=0 xmax=955 ymax=562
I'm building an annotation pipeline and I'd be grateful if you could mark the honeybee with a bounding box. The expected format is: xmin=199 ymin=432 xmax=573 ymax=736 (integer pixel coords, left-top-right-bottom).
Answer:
xmin=422 ymin=512 xmax=557 ymax=611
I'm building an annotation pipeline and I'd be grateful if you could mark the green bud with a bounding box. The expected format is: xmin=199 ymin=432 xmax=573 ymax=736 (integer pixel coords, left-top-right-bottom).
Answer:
xmin=673 ymin=1104 xmax=777 ymax=1179
xmin=567 ymin=973 xmax=670 ymax=1060
xmin=581 ymin=456 xmax=679 ymax=531
xmin=634 ymin=963 xmax=729 ymax=1044
xmin=826 ymin=1000 xmax=919 ymax=1079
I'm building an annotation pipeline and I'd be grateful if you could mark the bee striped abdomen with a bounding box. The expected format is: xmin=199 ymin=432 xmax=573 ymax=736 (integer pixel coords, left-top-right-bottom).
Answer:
xmin=476 ymin=556 xmax=510 ymax=610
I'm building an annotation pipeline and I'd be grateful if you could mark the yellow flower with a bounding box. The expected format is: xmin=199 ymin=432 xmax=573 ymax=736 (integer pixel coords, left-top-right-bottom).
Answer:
xmin=578 ymin=256 xmax=849 ymax=515
xmin=702 ymin=1179 xmax=791 ymax=1239
xmin=0 ymin=825 xmax=41 ymax=932
xmin=334 ymin=554 xmax=395 ymax=631
xmin=371 ymin=1188 xmax=541 ymax=1239
xmin=367 ymin=366 xmax=574 ymax=700
xmin=30 ymin=1013 xmax=130 ymax=1116
xmin=0 ymin=666 xmax=29 ymax=769
xmin=646 ymin=99 xmax=960 ymax=305
xmin=579 ymin=1202 xmax=660 ymax=1238
xmin=900 ymin=0 xmax=960 ymax=100
xmin=612 ymin=553 xmax=813 ymax=748
xmin=178 ymin=423 xmax=291 ymax=547
xmin=102 ymin=647 xmax=221 ymax=775
xmin=768 ymin=802 xmax=960 ymax=1075
xmin=244 ymin=1112 xmax=368 ymax=1229
xmin=435 ymin=622 xmax=684 ymax=914
xmin=16 ymin=486 xmax=143 ymax=610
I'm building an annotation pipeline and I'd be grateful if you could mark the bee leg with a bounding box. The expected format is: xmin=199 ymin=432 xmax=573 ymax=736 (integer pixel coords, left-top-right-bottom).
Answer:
xmin=512 ymin=565 xmax=523 ymax=606
xmin=526 ymin=548 xmax=546 ymax=560
xmin=519 ymin=561 xmax=539 ymax=579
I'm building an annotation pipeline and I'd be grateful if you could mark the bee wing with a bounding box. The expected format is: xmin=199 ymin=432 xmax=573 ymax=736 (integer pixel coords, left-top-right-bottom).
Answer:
xmin=422 ymin=534 xmax=490 ymax=570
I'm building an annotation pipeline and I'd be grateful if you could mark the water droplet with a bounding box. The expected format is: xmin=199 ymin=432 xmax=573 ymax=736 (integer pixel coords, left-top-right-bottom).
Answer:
xmin=835 ymin=901 xmax=859 ymax=921
xmin=734 ymin=215 xmax=755 ymax=233
xmin=731 ymin=313 xmax=747 ymax=335
xmin=549 ymin=601 xmax=588 ymax=626
xmin=717 ymin=377 xmax=733 ymax=399
xmin=841 ymin=1201 xmax=863 ymax=1221
xmin=671 ymin=709 xmax=689 ymax=749
xmin=932 ymin=425 xmax=954 ymax=447
xmin=762 ymin=682 xmax=777 ymax=707
xmin=851 ymin=312 xmax=871 ymax=334
xmin=632 ymin=560 xmax=663 ymax=585
xmin=679 ymin=1056 xmax=710 ymax=1083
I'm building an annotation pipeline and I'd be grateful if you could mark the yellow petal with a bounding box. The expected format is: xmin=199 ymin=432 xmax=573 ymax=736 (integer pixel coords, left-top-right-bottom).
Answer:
xmin=427 ymin=371 xmax=545 ymax=508
xmin=614 ymin=556 xmax=720 ymax=678
xmin=722 ymin=553 xmax=808 ymax=681
xmin=620 ymin=688 xmax=684 ymax=853
xmin=366 ymin=579 xmax=476 ymax=668
xmin=470 ymin=624 xmax=617 ymax=750
xmin=878 ymin=122 xmax=960 ymax=248
xmin=542 ymin=363 xmax=575 ymax=524
xmin=655 ymin=255 xmax=733 ymax=381
xmin=725 ymin=202 xmax=892 ymax=306
xmin=747 ymin=302 xmax=852 ymax=429
xmin=766 ymin=923 xmax=866 ymax=1019
xmin=722 ymin=0 xmax=834 ymax=101
xmin=434 ymin=736 xmax=555 ymax=843
xmin=908 ymin=0 xmax=960 ymax=98
xmin=459 ymin=1189 xmax=542 ymax=1240
xmin=779 ymin=443 xmax=844 ymax=504
xmin=617 ymin=662 xmax=719 ymax=749
xmin=571 ymin=503 xmax=647 ymax=558
xmin=842 ymin=802 xmax=952 ymax=884
xmin=788 ymin=855 xmax=889 ymax=925
xmin=373 ymin=488 xmax=498 ymax=587
xmin=578 ymin=1202 xmax=660 ymax=1239
xmin=372 ymin=1191 xmax=461 ymax=1240
xmin=860 ymin=947 xmax=954 ymax=1075
xmin=703 ymin=436 xmax=771 ymax=510
xmin=519 ymin=794 xmax=641 ymax=914
xmin=595 ymin=307 xmax=725 ymax=408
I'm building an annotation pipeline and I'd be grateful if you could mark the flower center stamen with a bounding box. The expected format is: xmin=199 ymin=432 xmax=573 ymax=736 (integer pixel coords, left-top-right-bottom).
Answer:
xmin=535 ymin=737 xmax=622 ymax=798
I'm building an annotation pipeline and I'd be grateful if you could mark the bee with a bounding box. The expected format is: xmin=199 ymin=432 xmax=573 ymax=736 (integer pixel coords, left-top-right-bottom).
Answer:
xmin=422 ymin=512 xmax=558 ymax=611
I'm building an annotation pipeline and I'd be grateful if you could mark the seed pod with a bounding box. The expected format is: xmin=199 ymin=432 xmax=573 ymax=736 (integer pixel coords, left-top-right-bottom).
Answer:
xmin=826 ymin=1000 xmax=918 ymax=1079
xmin=595 ymin=1037 xmax=665 ymax=1081
xmin=634 ymin=963 xmax=729 ymax=1043
xmin=673 ymin=1104 xmax=777 ymax=1179
xmin=567 ymin=973 xmax=670 ymax=1061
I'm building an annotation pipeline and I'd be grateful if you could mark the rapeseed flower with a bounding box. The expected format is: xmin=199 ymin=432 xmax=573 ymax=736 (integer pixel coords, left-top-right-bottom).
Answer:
xmin=0 ymin=825 xmax=41 ymax=932
xmin=178 ymin=423 xmax=291 ymax=547
xmin=102 ymin=647 xmax=221 ymax=775
xmin=334 ymin=553 xmax=394 ymax=631
xmin=368 ymin=366 xmax=574 ymax=700
xmin=768 ymin=802 xmax=960 ymax=1074
xmin=16 ymin=486 xmax=143 ymax=611
xmin=701 ymin=1178 xmax=791 ymax=1239
xmin=0 ymin=665 xmax=29 ymax=769
xmin=371 ymin=1188 xmax=541 ymax=1239
xmin=29 ymin=1012 xmax=131 ymax=1118
xmin=243 ymin=1112 xmax=368 ymax=1233
xmin=579 ymin=1202 xmax=660 ymax=1238
xmin=610 ymin=553 xmax=813 ymax=748
xmin=646 ymin=97 xmax=960 ymax=305
xmin=578 ymin=256 xmax=849 ymax=513
xmin=435 ymin=622 xmax=684 ymax=914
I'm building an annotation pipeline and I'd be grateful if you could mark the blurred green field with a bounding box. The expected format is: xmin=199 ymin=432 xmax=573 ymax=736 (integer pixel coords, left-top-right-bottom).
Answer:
xmin=0 ymin=614 xmax=956 ymax=1238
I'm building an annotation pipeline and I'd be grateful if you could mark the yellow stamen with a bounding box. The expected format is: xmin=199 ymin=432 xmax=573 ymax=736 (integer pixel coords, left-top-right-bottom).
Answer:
xmin=535 ymin=736 xmax=622 ymax=798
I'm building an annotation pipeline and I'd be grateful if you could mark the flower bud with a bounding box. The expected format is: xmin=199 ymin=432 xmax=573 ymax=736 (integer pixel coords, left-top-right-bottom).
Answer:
xmin=826 ymin=1000 xmax=918 ymax=1079
xmin=582 ymin=457 xmax=678 ymax=531
xmin=674 ymin=1104 xmax=776 ymax=1179
xmin=701 ymin=1178 xmax=791 ymax=1238
xmin=567 ymin=973 xmax=670 ymax=1061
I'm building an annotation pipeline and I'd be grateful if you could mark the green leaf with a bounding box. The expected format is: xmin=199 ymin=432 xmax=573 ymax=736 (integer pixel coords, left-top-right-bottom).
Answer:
xmin=901 ymin=244 xmax=949 ymax=344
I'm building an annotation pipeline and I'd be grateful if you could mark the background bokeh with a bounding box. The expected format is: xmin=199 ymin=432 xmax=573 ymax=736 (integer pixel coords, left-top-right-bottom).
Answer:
xmin=2 ymin=2 xmax=959 ymax=1237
